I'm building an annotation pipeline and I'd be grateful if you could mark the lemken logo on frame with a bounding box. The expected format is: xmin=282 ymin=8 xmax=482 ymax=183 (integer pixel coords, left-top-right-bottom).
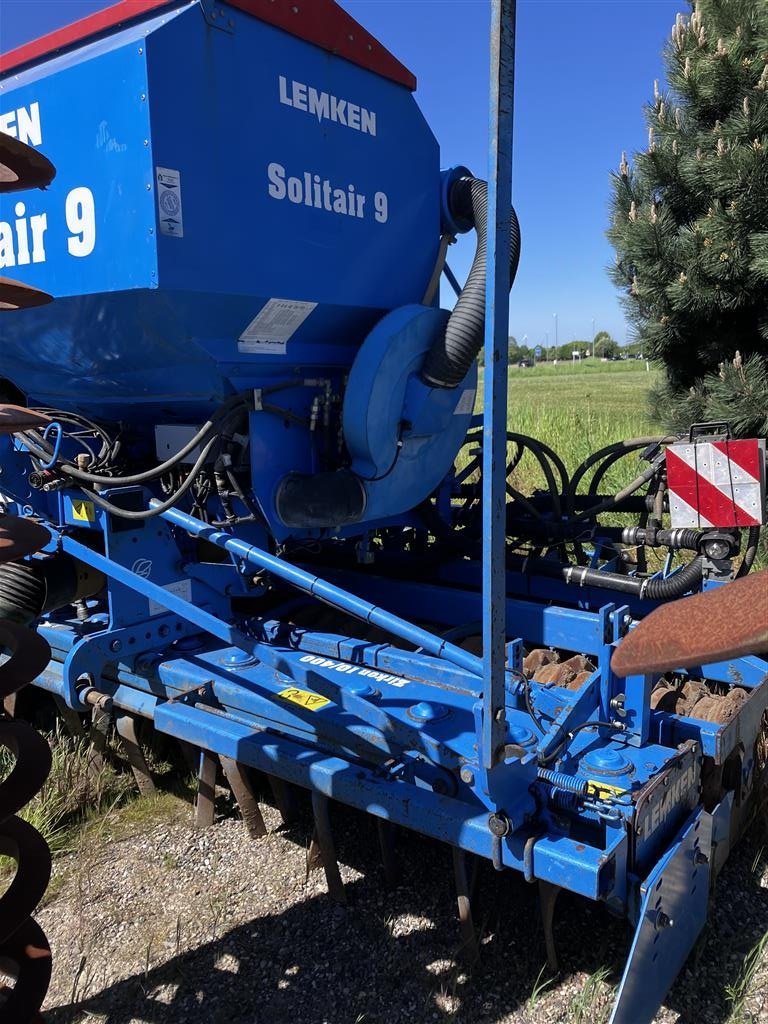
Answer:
xmin=278 ymin=76 xmax=377 ymax=136
xmin=0 ymin=102 xmax=43 ymax=147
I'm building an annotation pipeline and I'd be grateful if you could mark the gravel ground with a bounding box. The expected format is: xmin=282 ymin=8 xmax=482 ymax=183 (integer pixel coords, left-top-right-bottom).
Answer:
xmin=37 ymin=790 xmax=767 ymax=1024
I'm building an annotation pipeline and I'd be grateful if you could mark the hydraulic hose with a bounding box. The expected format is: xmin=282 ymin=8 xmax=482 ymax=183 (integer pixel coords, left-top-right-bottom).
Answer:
xmin=77 ymin=434 xmax=219 ymax=521
xmin=509 ymin=552 xmax=704 ymax=600
xmin=736 ymin=526 xmax=761 ymax=578
xmin=421 ymin=176 xmax=521 ymax=388
xmin=575 ymin=462 xmax=661 ymax=520
xmin=641 ymin=555 xmax=704 ymax=600
xmin=19 ymin=395 xmax=247 ymax=487
xmin=567 ymin=437 xmax=669 ymax=514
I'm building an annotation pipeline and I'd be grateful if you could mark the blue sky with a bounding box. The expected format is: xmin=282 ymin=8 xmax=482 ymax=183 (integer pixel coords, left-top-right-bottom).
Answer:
xmin=1 ymin=0 xmax=684 ymax=347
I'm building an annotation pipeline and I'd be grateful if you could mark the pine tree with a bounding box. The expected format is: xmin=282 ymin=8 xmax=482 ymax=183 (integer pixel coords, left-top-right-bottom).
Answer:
xmin=608 ymin=0 xmax=768 ymax=437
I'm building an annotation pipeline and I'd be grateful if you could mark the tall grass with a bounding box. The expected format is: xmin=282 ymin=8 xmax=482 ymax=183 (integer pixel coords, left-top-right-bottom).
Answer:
xmin=467 ymin=362 xmax=660 ymax=497
xmin=0 ymin=722 xmax=133 ymax=860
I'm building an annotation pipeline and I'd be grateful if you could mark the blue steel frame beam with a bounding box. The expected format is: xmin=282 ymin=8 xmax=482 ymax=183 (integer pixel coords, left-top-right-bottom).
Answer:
xmin=153 ymin=503 xmax=485 ymax=678
xmin=59 ymin=534 xmax=458 ymax=762
xmin=482 ymin=0 xmax=516 ymax=772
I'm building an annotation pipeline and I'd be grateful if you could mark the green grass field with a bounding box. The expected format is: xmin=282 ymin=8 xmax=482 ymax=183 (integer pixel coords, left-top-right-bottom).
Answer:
xmin=473 ymin=359 xmax=662 ymax=495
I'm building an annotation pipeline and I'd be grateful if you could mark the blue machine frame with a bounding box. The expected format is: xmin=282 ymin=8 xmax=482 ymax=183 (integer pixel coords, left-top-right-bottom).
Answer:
xmin=1 ymin=3 xmax=766 ymax=1023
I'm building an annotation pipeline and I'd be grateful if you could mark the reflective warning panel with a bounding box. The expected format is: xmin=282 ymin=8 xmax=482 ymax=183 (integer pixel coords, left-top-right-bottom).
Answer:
xmin=666 ymin=438 xmax=766 ymax=528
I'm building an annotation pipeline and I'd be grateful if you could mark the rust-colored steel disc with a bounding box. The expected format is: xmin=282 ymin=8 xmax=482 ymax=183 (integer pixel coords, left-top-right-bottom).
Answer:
xmin=0 ymin=621 xmax=52 ymax=700
xmin=0 ymin=404 xmax=50 ymax=435
xmin=611 ymin=569 xmax=768 ymax=678
xmin=0 ymin=517 xmax=50 ymax=561
xmin=0 ymin=277 xmax=53 ymax=311
xmin=0 ymin=134 xmax=56 ymax=193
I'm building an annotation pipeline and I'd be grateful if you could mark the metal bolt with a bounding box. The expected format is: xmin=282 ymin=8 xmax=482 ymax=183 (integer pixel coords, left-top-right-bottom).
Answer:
xmin=656 ymin=911 xmax=674 ymax=929
xmin=109 ymin=639 xmax=122 ymax=653
xmin=460 ymin=767 xmax=475 ymax=785
xmin=488 ymin=812 xmax=510 ymax=838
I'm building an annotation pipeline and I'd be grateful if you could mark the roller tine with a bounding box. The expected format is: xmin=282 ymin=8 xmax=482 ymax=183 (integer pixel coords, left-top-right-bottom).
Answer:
xmin=194 ymin=749 xmax=217 ymax=828
xmin=306 ymin=828 xmax=323 ymax=876
xmin=114 ymin=712 xmax=156 ymax=797
xmin=310 ymin=791 xmax=346 ymax=904
xmin=51 ymin=694 xmax=86 ymax=740
xmin=85 ymin=696 xmax=111 ymax=780
xmin=268 ymin=773 xmax=300 ymax=825
xmin=539 ymin=880 xmax=561 ymax=973
xmin=177 ymin=739 xmax=201 ymax=773
xmin=219 ymin=756 xmax=267 ymax=839
xmin=377 ymin=818 xmax=400 ymax=888
xmin=453 ymin=847 xmax=480 ymax=964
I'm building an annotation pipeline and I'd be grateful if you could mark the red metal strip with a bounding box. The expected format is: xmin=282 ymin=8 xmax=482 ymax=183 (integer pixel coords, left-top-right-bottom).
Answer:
xmin=712 ymin=439 xmax=762 ymax=482
xmin=666 ymin=446 xmax=760 ymax=527
xmin=0 ymin=0 xmax=416 ymax=90
xmin=0 ymin=0 xmax=172 ymax=74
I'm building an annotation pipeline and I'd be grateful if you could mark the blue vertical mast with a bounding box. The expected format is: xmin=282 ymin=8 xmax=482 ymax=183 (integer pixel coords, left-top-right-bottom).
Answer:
xmin=482 ymin=0 xmax=517 ymax=774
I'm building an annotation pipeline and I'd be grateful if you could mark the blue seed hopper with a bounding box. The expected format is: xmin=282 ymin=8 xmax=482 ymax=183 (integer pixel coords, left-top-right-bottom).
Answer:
xmin=0 ymin=2 xmax=765 ymax=1022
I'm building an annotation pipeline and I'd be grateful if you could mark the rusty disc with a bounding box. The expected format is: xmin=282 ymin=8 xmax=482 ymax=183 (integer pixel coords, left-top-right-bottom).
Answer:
xmin=0 ymin=277 xmax=53 ymax=311
xmin=0 ymin=405 xmax=50 ymax=435
xmin=611 ymin=569 xmax=768 ymax=677
xmin=0 ymin=517 xmax=50 ymax=561
xmin=0 ymin=135 xmax=55 ymax=193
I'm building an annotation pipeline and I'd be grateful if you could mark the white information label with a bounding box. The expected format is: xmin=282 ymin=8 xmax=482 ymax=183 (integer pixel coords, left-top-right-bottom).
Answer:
xmin=148 ymin=578 xmax=192 ymax=617
xmin=156 ymin=167 xmax=184 ymax=238
xmin=238 ymin=298 xmax=317 ymax=354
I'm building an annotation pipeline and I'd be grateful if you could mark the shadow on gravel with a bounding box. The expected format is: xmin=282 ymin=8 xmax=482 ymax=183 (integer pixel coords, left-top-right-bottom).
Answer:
xmin=44 ymin=800 xmax=767 ymax=1024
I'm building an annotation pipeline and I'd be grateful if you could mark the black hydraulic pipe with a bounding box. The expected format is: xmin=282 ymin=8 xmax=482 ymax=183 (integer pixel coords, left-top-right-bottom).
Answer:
xmin=621 ymin=526 xmax=701 ymax=551
xmin=510 ymin=553 xmax=704 ymax=600
xmin=421 ymin=176 xmax=521 ymax=388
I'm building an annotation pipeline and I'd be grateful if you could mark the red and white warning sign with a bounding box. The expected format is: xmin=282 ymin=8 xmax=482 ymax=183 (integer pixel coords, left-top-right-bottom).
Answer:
xmin=666 ymin=438 xmax=766 ymax=528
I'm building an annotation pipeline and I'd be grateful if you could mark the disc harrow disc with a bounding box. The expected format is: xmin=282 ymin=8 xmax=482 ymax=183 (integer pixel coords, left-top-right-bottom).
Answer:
xmin=0 ymin=278 xmax=53 ymax=311
xmin=611 ymin=569 xmax=768 ymax=677
xmin=0 ymin=135 xmax=55 ymax=193
xmin=0 ymin=406 xmax=50 ymax=435
xmin=0 ymin=517 xmax=51 ymax=561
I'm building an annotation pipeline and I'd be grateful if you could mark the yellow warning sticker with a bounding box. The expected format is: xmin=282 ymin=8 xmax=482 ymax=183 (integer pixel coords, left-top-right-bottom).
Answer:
xmin=71 ymin=499 xmax=96 ymax=523
xmin=586 ymin=779 xmax=628 ymax=800
xmin=277 ymin=686 xmax=331 ymax=711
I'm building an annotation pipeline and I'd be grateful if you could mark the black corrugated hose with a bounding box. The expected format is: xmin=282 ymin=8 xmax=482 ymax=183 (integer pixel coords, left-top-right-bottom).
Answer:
xmin=421 ymin=176 xmax=521 ymax=388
